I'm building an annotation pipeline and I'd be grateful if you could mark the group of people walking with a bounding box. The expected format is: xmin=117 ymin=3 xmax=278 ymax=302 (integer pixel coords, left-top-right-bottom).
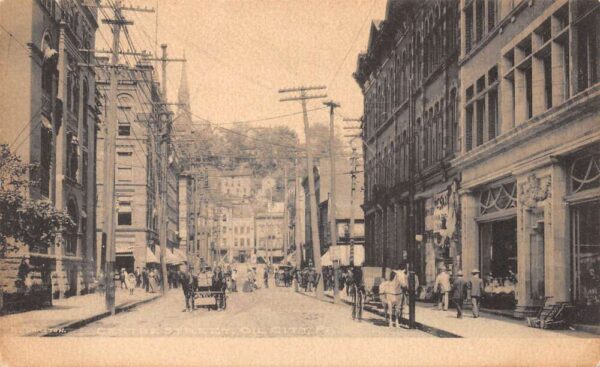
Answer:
xmin=434 ymin=266 xmax=484 ymax=319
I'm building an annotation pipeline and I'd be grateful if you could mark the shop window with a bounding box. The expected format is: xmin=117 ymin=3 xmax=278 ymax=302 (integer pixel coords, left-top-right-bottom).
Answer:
xmin=479 ymin=182 xmax=517 ymax=215
xmin=571 ymin=200 xmax=600 ymax=308
xmin=479 ymin=218 xmax=518 ymax=309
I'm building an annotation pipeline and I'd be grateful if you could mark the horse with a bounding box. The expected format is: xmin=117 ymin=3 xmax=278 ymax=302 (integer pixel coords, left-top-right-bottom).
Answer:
xmin=379 ymin=270 xmax=408 ymax=327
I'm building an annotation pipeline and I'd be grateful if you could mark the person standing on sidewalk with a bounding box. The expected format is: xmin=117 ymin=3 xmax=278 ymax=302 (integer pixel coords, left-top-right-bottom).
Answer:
xmin=434 ymin=266 xmax=450 ymax=311
xmin=451 ymin=270 xmax=468 ymax=319
xmin=263 ymin=267 xmax=269 ymax=289
xmin=179 ymin=266 xmax=195 ymax=312
xmin=469 ymin=269 xmax=484 ymax=318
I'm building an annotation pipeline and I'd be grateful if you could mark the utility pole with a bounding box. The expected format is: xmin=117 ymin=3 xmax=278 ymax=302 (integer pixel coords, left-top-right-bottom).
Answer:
xmin=324 ymin=100 xmax=340 ymax=303
xmin=158 ymin=110 xmax=172 ymax=294
xmin=100 ymin=0 xmax=153 ymax=315
xmin=408 ymin=76 xmax=416 ymax=329
xmin=279 ymin=85 xmax=327 ymax=299
xmin=145 ymin=43 xmax=184 ymax=294
xmin=294 ymin=151 xmax=303 ymax=291
xmin=282 ymin=165 xmax=289 ymax=262
xmin=349 ymin=146 xmax=358 ymax=266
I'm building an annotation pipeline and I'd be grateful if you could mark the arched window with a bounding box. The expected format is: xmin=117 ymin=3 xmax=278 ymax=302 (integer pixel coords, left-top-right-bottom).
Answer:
xmin=66 ymin=199 xmax=79 ymax=256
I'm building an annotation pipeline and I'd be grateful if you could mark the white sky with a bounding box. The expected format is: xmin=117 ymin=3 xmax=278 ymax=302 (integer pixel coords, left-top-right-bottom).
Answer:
xmin=97 ymin=0 xmax=387 ymax=144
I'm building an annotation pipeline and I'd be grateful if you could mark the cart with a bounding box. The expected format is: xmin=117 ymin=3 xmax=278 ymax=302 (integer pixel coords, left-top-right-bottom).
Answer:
xmin=192 ymin=271 xmax=227 ymax=310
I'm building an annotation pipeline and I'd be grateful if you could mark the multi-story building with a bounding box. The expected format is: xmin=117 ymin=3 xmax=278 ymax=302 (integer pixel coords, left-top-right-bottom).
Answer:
xmin=0 ymin=0 xmax=99 ymax=299
xmin=354 ymin=0 xmax=461 ymax=285
xmin=95 ymin=58 xmax=162 ymax=273
xmin=218 ymin=169 xmax=254 ymax=199
xmin=255 ymin=202 xmax=285 ymax=264
xmin=96 ymin=55 xmax=184 ymax=274
xmin=456 ymin=0 xmax=599 ymax=321
xmin=315 ymin=158 xmax=366 ymax=250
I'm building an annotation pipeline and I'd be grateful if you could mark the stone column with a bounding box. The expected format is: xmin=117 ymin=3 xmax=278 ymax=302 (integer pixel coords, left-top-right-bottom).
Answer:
xmin=546 ymin=160 xmax=570 ymax=303
xmin=459 ymin=190 xmax=479 ymax=279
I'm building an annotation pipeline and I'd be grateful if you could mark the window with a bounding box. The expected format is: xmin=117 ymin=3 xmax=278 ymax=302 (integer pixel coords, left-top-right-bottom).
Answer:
xmin=66 ymin=132 xmax=78 ymax=181
xmin=240 ymin=238 xmax=245 ymax=247
xmin=118 ymin=201 xmax=132 ymax=226
xmin=575 ymin=6 xmax=599 ymax=93
xmin=118 ymin=124 xmax=131 ymax=136
xmin=465 ymin=4 xmax=474 ymax=52
xmin=465 ymin=66 xmax=499 ymax=151
xmin=116 ymin=152 xmax=133 ymax=182
xmin=40 ymin=123 xmax=52 ymax=197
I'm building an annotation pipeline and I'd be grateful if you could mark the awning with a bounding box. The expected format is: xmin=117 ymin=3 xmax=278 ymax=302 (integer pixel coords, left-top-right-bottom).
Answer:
xmin=321 ymin=250 xmax=332 ymax=266
xmin=166 ymin=249 xmax=180 ymax=265
xmin=146 ymin=247 xmax=159 ymax=264
xmin=173 ymin=248 xmax=187 ymax=264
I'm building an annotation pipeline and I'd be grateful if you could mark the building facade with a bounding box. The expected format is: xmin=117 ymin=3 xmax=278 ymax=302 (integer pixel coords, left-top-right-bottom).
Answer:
xmin=0 ymin=0 xmax=99 ymax=299
xmin=355 ymin=0 xmax=461 ymax=286
xmin=456 ymin=0 xmax=599 ymax=320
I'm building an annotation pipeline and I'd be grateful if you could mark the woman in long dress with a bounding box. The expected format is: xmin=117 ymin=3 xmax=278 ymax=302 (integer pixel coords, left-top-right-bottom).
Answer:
xmin=126 ymin=272 xmax=136 ymax=295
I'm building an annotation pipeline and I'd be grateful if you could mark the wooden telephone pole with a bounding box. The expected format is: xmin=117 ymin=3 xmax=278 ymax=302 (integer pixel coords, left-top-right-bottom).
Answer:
xmin=100 ymin=0 xmax=154 ymax=314
xmin=279 ymin=85 xmax=327 ymax=299
xmin=324 ymin=100 xmax=340 ymax=303
xmin=146 ymin=45 xmax=185 ymax=294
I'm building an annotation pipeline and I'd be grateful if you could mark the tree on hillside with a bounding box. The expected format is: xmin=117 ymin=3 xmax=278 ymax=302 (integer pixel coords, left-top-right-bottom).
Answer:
xmin=0 ymin=144 xmax=74 ymax=256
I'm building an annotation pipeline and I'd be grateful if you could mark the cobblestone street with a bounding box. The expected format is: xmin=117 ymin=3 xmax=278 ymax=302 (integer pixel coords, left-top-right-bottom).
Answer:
xmin=70 ymin=285 xmax=430 ymax=338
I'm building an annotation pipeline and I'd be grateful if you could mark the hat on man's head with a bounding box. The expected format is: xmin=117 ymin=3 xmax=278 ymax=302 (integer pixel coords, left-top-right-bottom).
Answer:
xmin=23 ymin=254 xmax=31 ymax=259
xmin=456 ymin=270 xmax=463 ymax=276
xmin=471 ymin=269 xmax=480 ymax=274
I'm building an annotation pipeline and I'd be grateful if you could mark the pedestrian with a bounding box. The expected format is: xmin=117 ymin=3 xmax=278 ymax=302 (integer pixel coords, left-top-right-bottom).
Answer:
xmin=120 ymin=268 xmax=127 ymax=289
xmin=149 ymin=269 xmax=157 ymax=293
xmin=451 ymin=270 xmax=468 ymax=319
xmin=263 ymin=267 xmax=269 ymax=289
xmin=307 ymin=269 xmax=315 ymax=292
xmin=469 ymin=269 xmax=484 ymax=318
xmin=142 ymin=268 xmax=149 ymax=292
xmin=179 ymin=266 xmax=195 ymax=312
xmin=231 ymin=269 xmax=238 ymax=292
xmin=134 ymin=267 xmax=141 ymax=288
xmin=126 ymin=272 xmax=136 ymax=295
xmin=434 ymin=266 xmax=450 ymax=311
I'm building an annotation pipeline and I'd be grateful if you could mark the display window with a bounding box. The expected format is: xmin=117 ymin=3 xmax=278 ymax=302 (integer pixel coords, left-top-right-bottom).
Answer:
xmin=479 ymin=218 xmax=518 ymax=309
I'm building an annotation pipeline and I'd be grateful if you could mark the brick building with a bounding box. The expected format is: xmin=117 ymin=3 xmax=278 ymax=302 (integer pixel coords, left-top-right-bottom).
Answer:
xmin=0 ymin=0 xmax=99 ymax=300
xmin=354 ymin=0 xmax=461 ymax=285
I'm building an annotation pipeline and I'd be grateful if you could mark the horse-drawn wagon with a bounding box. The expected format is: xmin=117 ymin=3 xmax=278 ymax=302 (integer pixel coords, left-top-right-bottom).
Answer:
xmin=192 ymin=270 xmax=226 ymax=310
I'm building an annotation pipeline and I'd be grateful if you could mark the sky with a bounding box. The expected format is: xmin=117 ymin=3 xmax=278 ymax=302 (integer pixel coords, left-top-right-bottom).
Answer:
xmin=97 ymin=0 xmax=388 ymax=144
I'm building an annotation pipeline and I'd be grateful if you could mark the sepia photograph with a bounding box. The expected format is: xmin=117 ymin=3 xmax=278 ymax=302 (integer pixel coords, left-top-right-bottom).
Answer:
xmin=0 ymin=0 xmax=599 ymax=366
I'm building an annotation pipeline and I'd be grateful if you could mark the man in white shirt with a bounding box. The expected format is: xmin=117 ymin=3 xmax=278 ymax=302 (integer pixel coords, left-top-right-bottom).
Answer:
xmin=434 ymin=266 xmax=451 ymax=311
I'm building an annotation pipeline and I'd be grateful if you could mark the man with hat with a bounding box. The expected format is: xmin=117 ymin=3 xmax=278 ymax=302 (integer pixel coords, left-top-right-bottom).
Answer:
xmin=434 ymin=265 xmax=450 ymax=311
xmin=451 ymin=270 xmax=468 ymax=319
xmin=468 ymin=269 xmax=484 ymax=318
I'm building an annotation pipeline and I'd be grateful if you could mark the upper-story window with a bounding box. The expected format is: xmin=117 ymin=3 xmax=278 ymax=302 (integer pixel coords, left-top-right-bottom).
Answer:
xmin=66 ymin=132 xmax=79 ymax=181
xmin=465 ymin=65 xmax=499 ymax=152
xmin=464 ymin=0 xmax=501 ymax=53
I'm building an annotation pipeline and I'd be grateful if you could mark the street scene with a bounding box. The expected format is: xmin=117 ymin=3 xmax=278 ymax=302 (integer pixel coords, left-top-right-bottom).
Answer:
xmin=0 ymin=0 xmax=599 ymax=365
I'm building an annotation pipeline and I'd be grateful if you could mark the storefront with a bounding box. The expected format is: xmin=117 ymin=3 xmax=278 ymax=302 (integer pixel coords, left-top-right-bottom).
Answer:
xmin=567 ymin=148 xmax=600 ymax=324
xmin=422 ymin=180 xmax=461 ymax=286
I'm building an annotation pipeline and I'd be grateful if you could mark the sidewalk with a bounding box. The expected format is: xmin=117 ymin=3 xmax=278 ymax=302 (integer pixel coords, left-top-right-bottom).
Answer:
xmin=0 ymin=288 xmax=160 ymax=336
xmin=321 ymin=289 xmax=597 ymax=338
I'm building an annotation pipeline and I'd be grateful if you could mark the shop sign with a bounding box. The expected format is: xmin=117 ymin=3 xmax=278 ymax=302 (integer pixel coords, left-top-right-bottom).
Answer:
xmin=432 ymin=181 xmax=459 ymax=246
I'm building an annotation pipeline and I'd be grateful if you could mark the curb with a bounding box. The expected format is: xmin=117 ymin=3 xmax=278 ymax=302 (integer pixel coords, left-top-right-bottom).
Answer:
xmin=33 ymin=294 xmax=161 ymax=337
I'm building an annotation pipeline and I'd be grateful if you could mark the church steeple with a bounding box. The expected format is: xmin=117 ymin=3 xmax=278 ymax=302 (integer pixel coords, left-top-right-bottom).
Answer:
xmin=177 ymin=50 xmax=191 ymax=118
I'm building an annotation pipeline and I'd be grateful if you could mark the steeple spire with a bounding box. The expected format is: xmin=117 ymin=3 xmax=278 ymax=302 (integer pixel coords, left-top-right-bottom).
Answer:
xmin=177 ymin=50 xmax=191 ymax=117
